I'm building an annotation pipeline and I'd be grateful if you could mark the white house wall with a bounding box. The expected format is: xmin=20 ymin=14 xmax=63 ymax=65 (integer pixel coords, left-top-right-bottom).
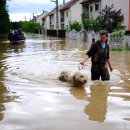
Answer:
xmin=70 ymin=0 xmax=82 ymax=22
xmin=64 ymin=9 xmax=71 ymax=29
xmin=63 ymin=0 xmax=82 ymax=30
xmin=36 ymin=12 xmax=48 ymax=25
xmin=44 ymin=16 xmax=50 ymax=30
xmin=89 ymin=2 xmax=101 ymax=19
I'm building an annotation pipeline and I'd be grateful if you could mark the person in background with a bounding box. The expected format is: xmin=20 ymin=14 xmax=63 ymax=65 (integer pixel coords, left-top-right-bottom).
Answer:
xmin=91 ymin=31 xmax=95 ymax=44
xmin=8 ymin=30 xmax=14 ymax=42
xmin=80 ymin=31 xmax=113 ymax=81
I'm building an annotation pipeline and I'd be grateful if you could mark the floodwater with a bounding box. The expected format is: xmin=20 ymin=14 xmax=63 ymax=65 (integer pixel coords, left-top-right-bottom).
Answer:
xmin=0 ymin=33 xmax=130 ymax=130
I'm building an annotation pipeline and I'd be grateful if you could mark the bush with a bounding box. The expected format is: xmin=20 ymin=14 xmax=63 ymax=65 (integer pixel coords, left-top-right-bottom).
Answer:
xmin=69 ymin=21 xmax=81 ymax=32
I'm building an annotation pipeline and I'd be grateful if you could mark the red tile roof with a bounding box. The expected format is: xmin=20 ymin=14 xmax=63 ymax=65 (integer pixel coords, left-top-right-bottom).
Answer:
xmin=48 ymin=5 xmax=62 ymax=16
xmin=80 ymin=0 xmax=89 ymax=4
xmin=59 ymin=0 xmax=80 ymax=11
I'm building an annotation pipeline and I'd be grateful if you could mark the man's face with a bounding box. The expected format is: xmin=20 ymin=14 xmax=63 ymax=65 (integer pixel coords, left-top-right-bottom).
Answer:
xmin=101 ymin=35 xmax=107 ymax=43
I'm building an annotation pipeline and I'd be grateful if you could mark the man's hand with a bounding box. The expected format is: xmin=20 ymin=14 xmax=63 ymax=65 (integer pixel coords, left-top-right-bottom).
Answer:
xmin=110 ymin=67 xmax=113 ymax=72
xmin=80 ymin=55 xmax=89 ymax=65
xmin=80 ymin=61 xmax=84 ymax=65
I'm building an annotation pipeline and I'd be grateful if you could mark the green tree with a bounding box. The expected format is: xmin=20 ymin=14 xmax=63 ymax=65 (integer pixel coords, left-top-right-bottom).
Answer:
xmin=82 ymin=13 xmax=93 ymax=31
xmin=69 ymin=21 xmax=81 ymax=32
xmin=21 ymin=21 xmax=43 ymax=33
xmin=10 ymin=21 xmax=22 ymax=30
xmin=82 ymin=13 xmax=101 ymax=32
xmin=92 ymin=16 xmax=101 ymax=32
xmin=0 ymin=0 xmax=10 ymax=33
xmin=99 ymin=4 xmax=124 ymax=33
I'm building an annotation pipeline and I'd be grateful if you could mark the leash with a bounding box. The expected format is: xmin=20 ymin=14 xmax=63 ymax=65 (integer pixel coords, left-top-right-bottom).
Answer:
xmin=78 ymin=63 xmax=84 ymax=70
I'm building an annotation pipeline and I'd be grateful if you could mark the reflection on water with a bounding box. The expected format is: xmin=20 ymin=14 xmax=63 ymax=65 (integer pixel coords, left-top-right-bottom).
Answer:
xmin=9 ymin=42 xmax=26 ymax=53
xmin=0 ymin=33 xmax=130 ymax=130
xmin=84 ymin=82 xmax=109 ymax=122
xmin=69 ymin=82 xmax=109 ymax=122
xmin=0 ymin=82 xmax=6 ymax=121
xmin=69 ymin=86 xmax=87 ymax=100
xmin=0 ymin=81 xmax=19 ymax=122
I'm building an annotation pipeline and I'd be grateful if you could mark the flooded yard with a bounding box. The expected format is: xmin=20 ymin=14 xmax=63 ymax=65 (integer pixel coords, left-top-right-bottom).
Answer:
xmin=0 ymin=33 xmax=130 ymax=130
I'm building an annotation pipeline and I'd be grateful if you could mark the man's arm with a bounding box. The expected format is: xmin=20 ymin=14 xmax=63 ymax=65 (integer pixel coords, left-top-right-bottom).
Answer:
xmin=80 ymin=43 xmax=96 ymax=64
xmin=80 ymin=55 xmax=89 ymax=65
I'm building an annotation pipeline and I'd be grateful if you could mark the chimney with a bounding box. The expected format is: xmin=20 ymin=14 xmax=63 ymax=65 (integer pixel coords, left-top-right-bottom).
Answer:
xmin=63 ymin=0 xmax=65 ymax=5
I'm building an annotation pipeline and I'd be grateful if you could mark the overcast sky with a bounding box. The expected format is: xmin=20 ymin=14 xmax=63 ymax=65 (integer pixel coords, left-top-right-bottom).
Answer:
xmin=7 ymin=0 xmax=69 ymax=22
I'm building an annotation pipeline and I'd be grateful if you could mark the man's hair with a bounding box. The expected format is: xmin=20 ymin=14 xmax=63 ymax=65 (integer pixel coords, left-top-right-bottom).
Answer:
xmin=100 ymin=31 xmax=108 ymax=37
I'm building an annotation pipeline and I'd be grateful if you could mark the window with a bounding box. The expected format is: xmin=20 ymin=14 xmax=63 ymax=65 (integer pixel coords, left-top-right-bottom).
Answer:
xmin=66 ymin=12 xmax=68 ymax=17
xmin=95 ymin=2 xmax=99 ymax=11
xmin=90 ymin=5 xmax=93 ymax=12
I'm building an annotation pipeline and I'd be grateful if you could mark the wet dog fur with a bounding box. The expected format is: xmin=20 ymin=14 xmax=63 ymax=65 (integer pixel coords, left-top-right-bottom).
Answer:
xmin=59 ymin=70 xmax=88 ymax=86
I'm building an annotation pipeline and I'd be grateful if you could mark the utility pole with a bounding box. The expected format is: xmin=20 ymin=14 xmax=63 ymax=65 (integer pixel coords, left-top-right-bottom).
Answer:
xmin=50 ymin=0 xmax=59 ymax=37
xmin=63 ymin=0 xmax=65 ymax=5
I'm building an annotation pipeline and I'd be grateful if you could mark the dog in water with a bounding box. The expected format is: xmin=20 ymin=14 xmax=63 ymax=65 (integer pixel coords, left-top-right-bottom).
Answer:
xmin=59 ymin=70 xmax=88 ymax=86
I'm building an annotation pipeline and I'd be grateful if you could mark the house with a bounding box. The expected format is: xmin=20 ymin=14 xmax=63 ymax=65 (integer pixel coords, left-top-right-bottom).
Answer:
xmin=36 ymin=11 xmax=49 ymax=26
xmin=48 ymin=5 xmax=62 ymax=30
xmin=59 ymin=0 xmax=83 ymax=30
xmin=42 ymin=14 xmax=50 ymax=31
xmin=35 ymin=11 xmax=49 ymax=34
xmin=80 ymin=0 xmax=130 ymax=31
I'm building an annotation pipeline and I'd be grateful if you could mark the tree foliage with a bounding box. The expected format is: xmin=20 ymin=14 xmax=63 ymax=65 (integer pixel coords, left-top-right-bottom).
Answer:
xmin=81 ymin=13 xmax=101 ymax=32
xmin=69 ymin=21 xmax=81 ymax=32
xmin=0 ymin=0 xmax=10 ymax=33
xmin=82 ymin=13 xmax=93 ymax=31
xmin=10 ymin=21 xmax=22 ymax=30
xmin=21 ymin=21 xmax=43 ymax=33
xmin=99 ymin=4 xmax=125 ymax=33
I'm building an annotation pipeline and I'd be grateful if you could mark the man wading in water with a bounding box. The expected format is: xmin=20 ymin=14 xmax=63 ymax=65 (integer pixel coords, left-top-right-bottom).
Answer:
xmin=80 ymin=31 xmax=113 ymax=81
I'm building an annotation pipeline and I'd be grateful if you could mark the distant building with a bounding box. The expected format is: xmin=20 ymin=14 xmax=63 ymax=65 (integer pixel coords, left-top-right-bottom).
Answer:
xmin=48 ymin=6 xmax=62 ymax=30
xmin=42 ymin=14 xmax=50 ymax=31
xmin=36 ymin=11 xmax=49 ymax=26
xmin=59 ymin=0 xmax=83 ymax=30
xmin=80 ymin=0 xmax=130 ymax=31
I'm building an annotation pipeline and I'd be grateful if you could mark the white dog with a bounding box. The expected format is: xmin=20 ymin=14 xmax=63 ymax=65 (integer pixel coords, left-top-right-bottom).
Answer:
xmin=59 ymin=70 xmax=88 ymax=86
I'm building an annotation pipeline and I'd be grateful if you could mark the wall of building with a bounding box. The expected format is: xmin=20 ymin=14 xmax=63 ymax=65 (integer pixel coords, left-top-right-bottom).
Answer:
xmin=70 ymin=0 xmax=82 ymax=22
xmin=36 ymin=11 xmax=48 ymax=25
xmin=62 ymin=0 xmax=83 ymax=30
xmin=89 ymin=1 xmax=101 ymax=19
xmin=64 ymin=9 xmax=71 ymax=30
xmin=44 ymin=16 xmax=50 ymax=30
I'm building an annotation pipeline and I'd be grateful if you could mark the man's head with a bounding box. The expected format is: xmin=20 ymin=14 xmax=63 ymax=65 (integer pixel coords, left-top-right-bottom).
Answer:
xmin=100 ymin=31 xmax=108 ymax=43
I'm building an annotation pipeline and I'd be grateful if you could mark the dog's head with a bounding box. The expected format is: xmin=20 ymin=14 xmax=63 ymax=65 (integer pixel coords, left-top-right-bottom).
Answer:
xmin=73 ymin=72 xmax=88 ymax=86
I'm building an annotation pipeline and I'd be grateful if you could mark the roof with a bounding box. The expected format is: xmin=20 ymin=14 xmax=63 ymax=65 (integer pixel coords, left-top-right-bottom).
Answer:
xmin=80 ymin=0 xmax=100 ymax=4
xmin=48 ymin=5 xmax=62 ymax=16
xmin=80 ymin=0 xmax=89 ymax=4
xmin=59 ymin=0 xmax=80 ymax=11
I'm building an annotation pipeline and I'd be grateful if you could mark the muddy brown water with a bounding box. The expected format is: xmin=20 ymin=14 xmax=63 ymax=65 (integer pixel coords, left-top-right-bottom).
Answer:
xmin=0 ymin=34 xmax=130 ymax=130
